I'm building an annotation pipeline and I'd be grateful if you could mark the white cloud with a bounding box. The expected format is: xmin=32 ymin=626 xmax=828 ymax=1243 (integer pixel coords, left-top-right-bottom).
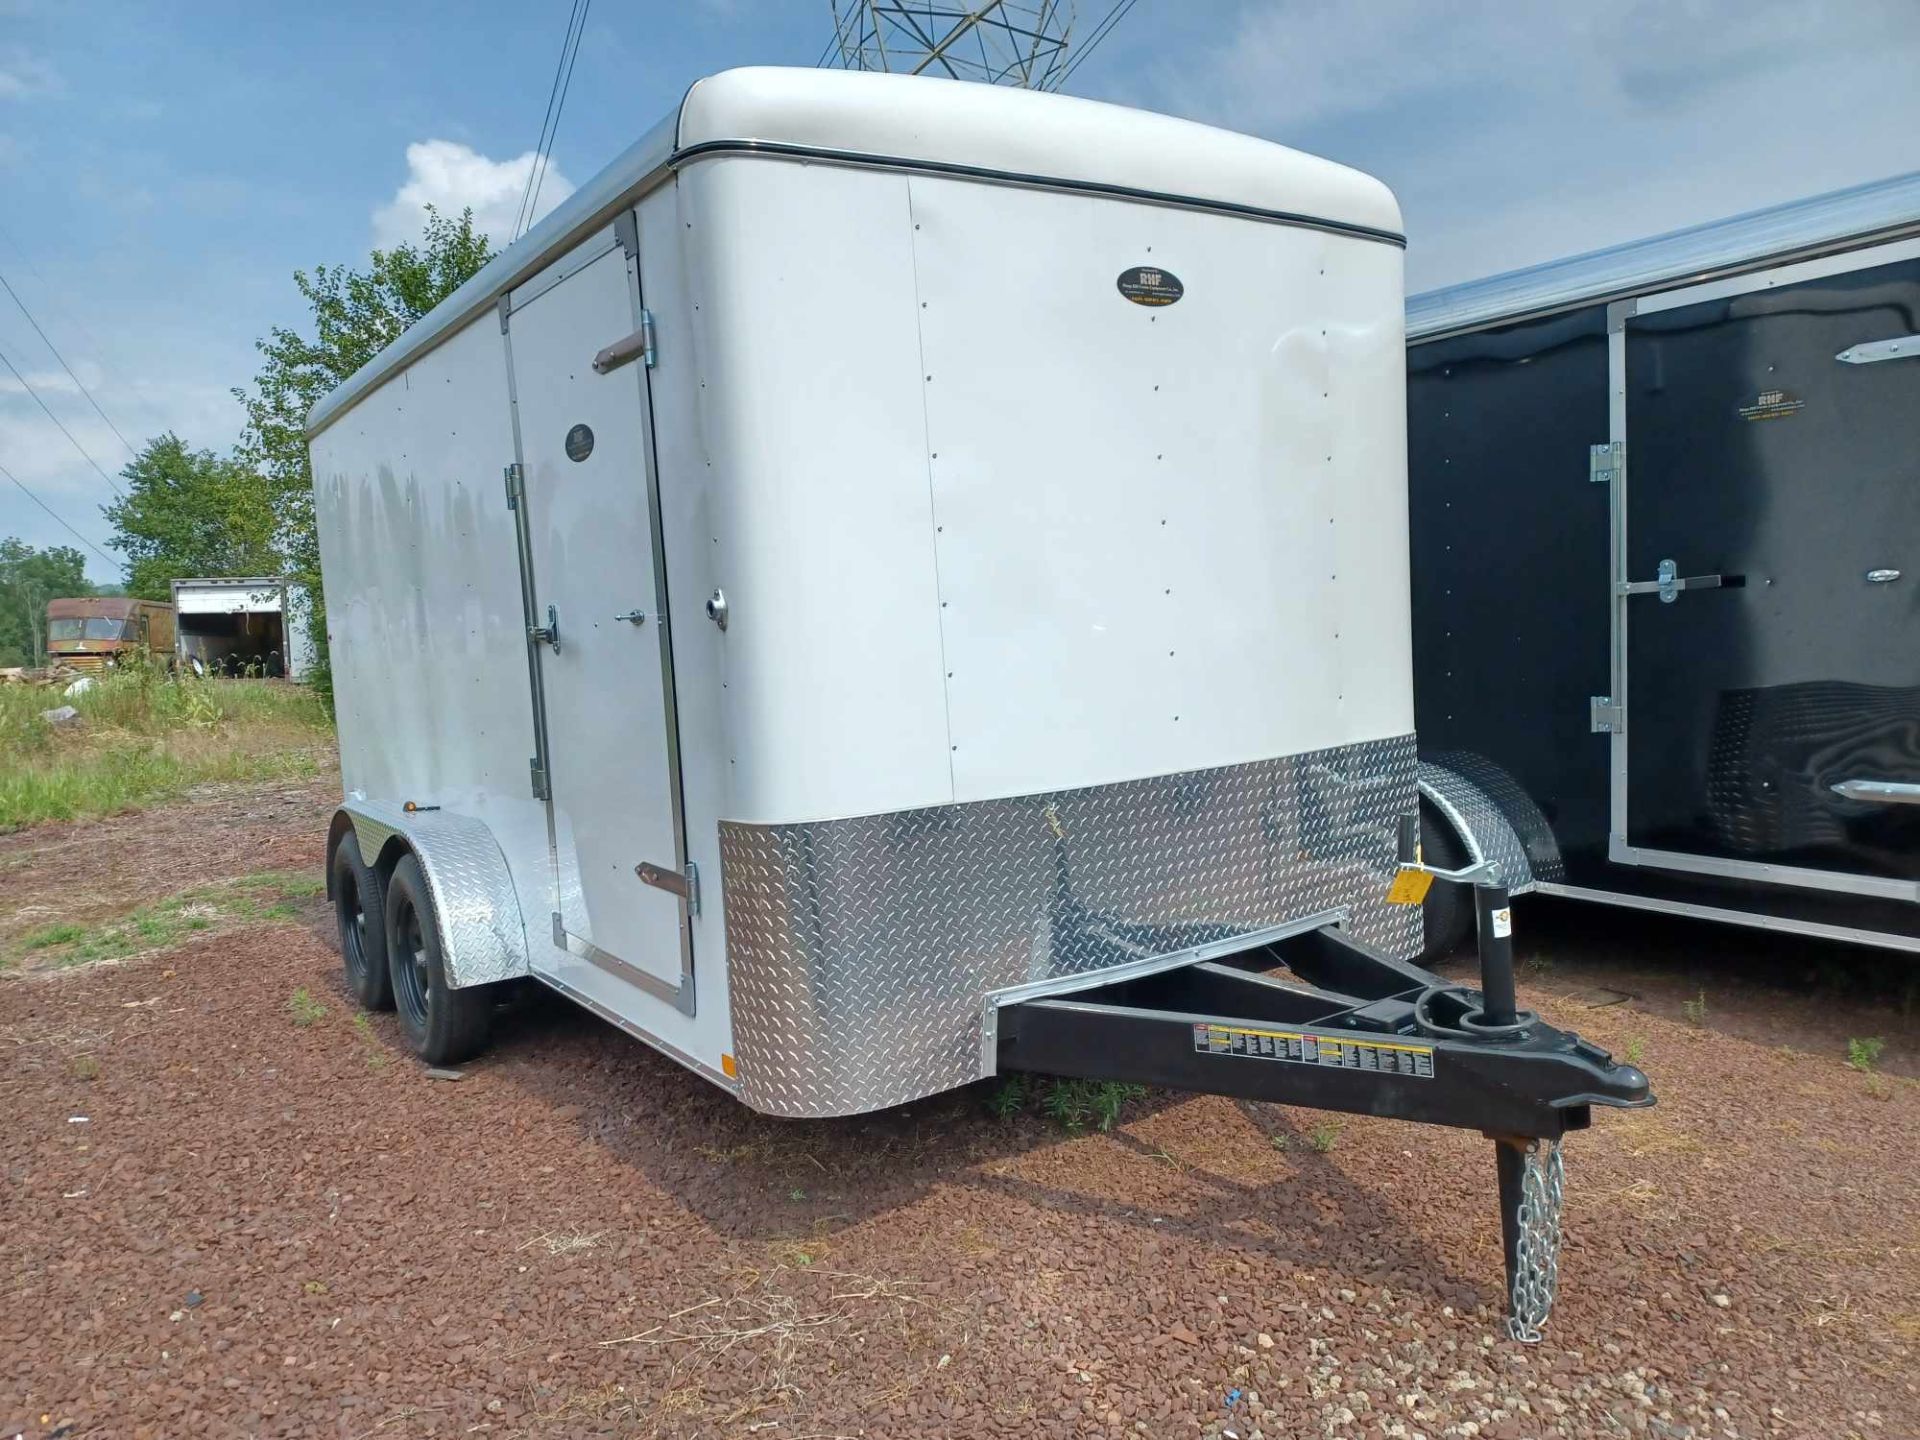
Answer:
xmin=371 ymin=139 xmax=575 ymax=250
xmin=0 ymin=46 xmax=59 ymax=101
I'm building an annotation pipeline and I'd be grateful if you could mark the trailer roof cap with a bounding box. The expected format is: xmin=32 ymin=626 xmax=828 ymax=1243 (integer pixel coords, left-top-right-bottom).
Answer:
xmin=1407 ymin=170 xmax=1920 ymax=341
xmin=308 ymin=67 xmax=1401 ymax=440
xmin=677 ymin=67 xmax=1401 ymax=239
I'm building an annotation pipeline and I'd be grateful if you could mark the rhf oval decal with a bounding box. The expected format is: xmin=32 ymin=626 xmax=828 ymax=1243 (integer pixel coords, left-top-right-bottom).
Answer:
xmin=1116 ymin=265 xmax=1183 ymax=307
xmin=564 ymin=423 xmax=595 ymax=462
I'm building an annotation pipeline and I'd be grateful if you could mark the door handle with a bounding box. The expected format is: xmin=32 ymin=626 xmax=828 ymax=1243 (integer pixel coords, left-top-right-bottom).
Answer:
xmin=613 ymin=609 xmax=648 ymax=625
xmin=1830 ymin=779 xmax=1920 ymax=805
xmin=529 ymin=604 xmax=561 ymax=654
xmin=1618 ymin=559 xmax=1742 ymax=604
xmin=705 ymin=589 xmax=728 ymax=631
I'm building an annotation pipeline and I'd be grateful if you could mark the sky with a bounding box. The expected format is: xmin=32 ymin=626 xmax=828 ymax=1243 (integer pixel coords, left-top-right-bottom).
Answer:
xmin=2 ymin=0 xmax=1918 ymax=584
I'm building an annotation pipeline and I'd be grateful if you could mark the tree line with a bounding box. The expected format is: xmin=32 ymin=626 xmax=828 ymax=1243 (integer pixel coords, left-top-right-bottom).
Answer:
xmin=0 ymin=207 xmax=493 ymax=676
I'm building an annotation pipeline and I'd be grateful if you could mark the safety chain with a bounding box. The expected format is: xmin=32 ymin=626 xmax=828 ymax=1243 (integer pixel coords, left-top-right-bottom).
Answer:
xmin=1506 ymin=1137 xmax=1565 ymax=1344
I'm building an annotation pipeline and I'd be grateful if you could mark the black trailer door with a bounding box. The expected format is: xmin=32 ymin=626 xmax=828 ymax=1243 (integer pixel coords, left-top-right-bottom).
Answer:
xmin=1614 ymin=241 xmax=1920 ymax=899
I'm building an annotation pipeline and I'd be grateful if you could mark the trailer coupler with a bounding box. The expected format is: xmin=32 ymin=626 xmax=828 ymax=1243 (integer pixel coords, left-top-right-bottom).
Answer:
xmin=993 ymin=908 xmax=1651 ymax=1341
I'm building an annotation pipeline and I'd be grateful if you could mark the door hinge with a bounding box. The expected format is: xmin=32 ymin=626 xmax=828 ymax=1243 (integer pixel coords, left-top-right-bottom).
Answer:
xmin=635 ymin=859 xmax=700 ymax=916
xmin=614 ymin=210 xmax=639 ymax=259
xmin=529 ymin=758 xmax=550 ymax=801
xmin=1590 ymin=696 xmax=1622 ymax=734
xmin=504 ymin=462 xmax=524 ymax=511
xmin=590 ymin=310 xmax=656 ymax=374
xmin=1589 ymin=441 xmax=1622 ymax=485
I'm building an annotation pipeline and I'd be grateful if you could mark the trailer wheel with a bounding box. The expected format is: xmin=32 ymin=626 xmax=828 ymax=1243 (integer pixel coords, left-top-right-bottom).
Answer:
xmin=330 ymin=832 xmax=393 ymax=1011
xmin=384 ymin=853 xmax=494 ymax=1066
xmin=1417 ymin=797 xmax=1475 ymax=968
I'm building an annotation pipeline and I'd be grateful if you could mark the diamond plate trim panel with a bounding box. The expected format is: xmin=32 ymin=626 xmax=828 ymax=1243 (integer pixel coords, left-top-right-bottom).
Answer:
xmin=343 ymin=802 xmax=531 ymax=987
xmin=1417 ymin=754 xmax=1565 ymax=893
xmin=720 ymin=736 xmax=1421 ymax=1117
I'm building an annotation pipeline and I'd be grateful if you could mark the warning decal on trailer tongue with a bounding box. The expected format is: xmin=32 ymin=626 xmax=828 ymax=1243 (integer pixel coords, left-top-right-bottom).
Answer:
xmin=1193 ymin=1023 xmax=1435 ymax=1078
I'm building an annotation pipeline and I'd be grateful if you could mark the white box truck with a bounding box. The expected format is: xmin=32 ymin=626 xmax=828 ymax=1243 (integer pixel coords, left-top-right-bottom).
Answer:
xmin=171 ymin=576 xmax=316 ymax=680
xmin=308 ymin=68 xmax=1646 ymax=1336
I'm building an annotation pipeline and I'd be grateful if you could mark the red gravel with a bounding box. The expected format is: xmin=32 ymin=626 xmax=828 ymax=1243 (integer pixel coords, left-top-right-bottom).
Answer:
xmin=2 ymin=788 xmax=1916 ymax=1438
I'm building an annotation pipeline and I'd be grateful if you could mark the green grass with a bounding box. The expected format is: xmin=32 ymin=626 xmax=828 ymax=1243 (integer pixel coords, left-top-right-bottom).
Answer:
xmin=1682 ymin=991 xmax=1708 ymax=1027
xmin=287 ymin=987 xmax=327 ymax=1027
xmin=1307 ymin=1120 xmax=1344 ymax=1153
xmin=0 ymin=665 xmax=331 ymax=832
xmin=1623 ymin=1035 xmax=1647 ymax=1066
xmin=2 ymin=870 xmax=325 ymax=972
xmin=990 ymin=1075 xmax=1146 ymax=1134
xmin=1847 ymin=1037 xmax=1885 ymax=1073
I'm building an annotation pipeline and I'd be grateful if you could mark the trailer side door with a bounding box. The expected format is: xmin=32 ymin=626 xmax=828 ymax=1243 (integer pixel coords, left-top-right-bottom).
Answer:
xmin=505 ymin=238 xmax=693 ymax=1008
xmin=1608 ymin=238 xmax=1920 ymax=900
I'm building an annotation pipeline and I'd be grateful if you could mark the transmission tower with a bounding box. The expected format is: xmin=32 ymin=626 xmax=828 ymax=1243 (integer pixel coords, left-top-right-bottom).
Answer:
xmin=827 ymin=3 xmax=1077 ymax=91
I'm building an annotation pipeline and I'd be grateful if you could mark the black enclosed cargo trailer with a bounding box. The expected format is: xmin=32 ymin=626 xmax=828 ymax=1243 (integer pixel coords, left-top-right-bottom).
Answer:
xmin=1404 ymin=173 xmax=1920 ymax=957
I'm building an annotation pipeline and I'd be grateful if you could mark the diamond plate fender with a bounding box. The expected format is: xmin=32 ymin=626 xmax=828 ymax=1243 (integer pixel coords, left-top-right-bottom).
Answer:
xmin=337 ymin=801 xmax=531 ymax=988
xmin=1417 ymin=753 xmax=1565 ymax=894
xmin=719 ymin=736 xmax=1423 ymax=1117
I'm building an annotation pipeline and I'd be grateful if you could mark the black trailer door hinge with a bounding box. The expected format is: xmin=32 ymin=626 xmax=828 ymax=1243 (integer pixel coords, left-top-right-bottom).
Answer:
xmin=529 ymin=758 xmax=549 ymax=801
xmin=504 ymin=462 xmax=524 ymax=511
xmin=1589 ymin=441 xmax=1622 ymax=485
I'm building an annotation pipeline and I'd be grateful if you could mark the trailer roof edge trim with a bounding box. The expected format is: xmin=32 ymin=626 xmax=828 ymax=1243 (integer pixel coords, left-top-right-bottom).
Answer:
xmin=1407 ymin=170 xmax=1920 ymax=341
xmin=307 ymin=67 xmax=1403 ymax=439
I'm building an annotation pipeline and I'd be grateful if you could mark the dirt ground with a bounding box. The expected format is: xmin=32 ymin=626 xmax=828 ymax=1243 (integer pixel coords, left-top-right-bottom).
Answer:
xmin=3 ymin=769 xmax=1916 ymax=1439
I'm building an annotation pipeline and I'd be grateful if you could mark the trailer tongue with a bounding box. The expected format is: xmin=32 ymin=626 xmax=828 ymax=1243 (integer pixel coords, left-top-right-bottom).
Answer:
xmin=994 ymin=862 xmax=1651 ymax=1342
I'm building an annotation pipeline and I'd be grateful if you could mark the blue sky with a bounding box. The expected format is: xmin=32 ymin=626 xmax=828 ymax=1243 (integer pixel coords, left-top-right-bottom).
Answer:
xmin=3 ymin=0 xmax=1918 ymax=583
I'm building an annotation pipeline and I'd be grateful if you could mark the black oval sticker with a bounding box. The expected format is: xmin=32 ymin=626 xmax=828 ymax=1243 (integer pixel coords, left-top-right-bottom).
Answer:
xmin=1117 ymin=265 xmax=1183 ymax=307
xmin=564 ymin=423 xmax=594 ymax=462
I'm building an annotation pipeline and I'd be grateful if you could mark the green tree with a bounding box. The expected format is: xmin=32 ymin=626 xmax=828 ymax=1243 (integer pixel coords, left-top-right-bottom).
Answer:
xmin=233 ymin=206 xmax=492 ymax=688
xmin=0 ymin=537 xmax=92 ymax=667
xmin=103 ymin=434 xmax=279 ymax=601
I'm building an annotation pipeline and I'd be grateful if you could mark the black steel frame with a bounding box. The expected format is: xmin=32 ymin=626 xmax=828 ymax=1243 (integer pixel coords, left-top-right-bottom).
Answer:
xmin=995 ymin=890 xmax=1653 ymax=1338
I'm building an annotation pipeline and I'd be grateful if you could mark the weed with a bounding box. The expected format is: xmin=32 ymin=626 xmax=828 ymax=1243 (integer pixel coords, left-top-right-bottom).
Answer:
xmin=1090 ymin=1081 xmax=1145 ymax=1132
xmin=23 ymin=922 xmax=85 ymax=950
xmin=787 ymin=1187 xmax=808 ymax=1202
xmin=1682 ymin=991 xmax=1707 ymax=1027
xmin=287 ymin=987 xmax=327 ymax=1027
xmin=364 ymin=1051 xmax=389 ymax=1072
xmin=1269 ymin=1133 xmax=1291 ymax=1152
xmin=986 ymin=1073 xmax=1029 ymax=1121
xmin=1623 ymin=1036 xmax=1647 ymax=1066
xmin=302 ymin=1279 xmax=330 ymax=1296
xmin=1307 ymin=1120 xmax=1344 ymax=1153
xmin=3 ymin=870 xmax=325 ymax=972
xmin=1847 ymin=1037 xmax=1885 ymax=1073
xmin=1863 ymin=1074 xmax=1893 ymax=1101
xmin=69 ymin=1054 xmax=100 ymax=1081
xmin=351 ymin=1011 xmax=375 ymax=1040
xmin=0 ymin=670 xmax=330 ymax=832
xmin=1041 ymin=1078 xmax=1093 ymax=1133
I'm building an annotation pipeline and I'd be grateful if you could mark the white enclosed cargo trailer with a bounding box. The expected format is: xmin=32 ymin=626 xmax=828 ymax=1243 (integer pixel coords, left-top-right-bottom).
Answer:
xmin=310 ymin=71 xmax=1652 ymax=1331
xmin=310 ymin=66 xmax=1418 ymax=1110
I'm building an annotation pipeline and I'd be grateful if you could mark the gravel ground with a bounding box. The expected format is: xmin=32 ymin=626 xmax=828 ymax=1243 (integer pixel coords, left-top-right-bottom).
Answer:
xmin=2 ymin=780 xmax=1915 ymax=1438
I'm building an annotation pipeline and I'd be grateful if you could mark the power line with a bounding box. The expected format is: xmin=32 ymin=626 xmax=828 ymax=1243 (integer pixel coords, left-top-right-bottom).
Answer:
xmin=0 ymin=340 xmax=126 ymax=496
xmin=0 ymin=266 xmax=139 ymax=458
xmin=1059 ymin=0 xmax=1140 ymax=86
xmin=0 ymin=457 xmax=117 ymax=566
xmin=513 ymin=0 xmax=591 ymax=242
xmin=529 ymin=0 xmax=590 ymax=227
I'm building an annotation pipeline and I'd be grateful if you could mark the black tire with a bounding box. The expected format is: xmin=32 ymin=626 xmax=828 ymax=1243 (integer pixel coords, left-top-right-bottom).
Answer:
xmin=384 ymin=853 xmax=494 ymax=1066
xmin=1417 ymin=797 xmax=1475 ymax=968
xmin=331 ymin=833 xmax=393 ymax=1011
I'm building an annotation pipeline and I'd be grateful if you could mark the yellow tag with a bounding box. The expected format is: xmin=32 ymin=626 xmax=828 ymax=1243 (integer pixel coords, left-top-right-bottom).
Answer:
xmin=1385 ymin=868 xmax=1435 ymax=906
